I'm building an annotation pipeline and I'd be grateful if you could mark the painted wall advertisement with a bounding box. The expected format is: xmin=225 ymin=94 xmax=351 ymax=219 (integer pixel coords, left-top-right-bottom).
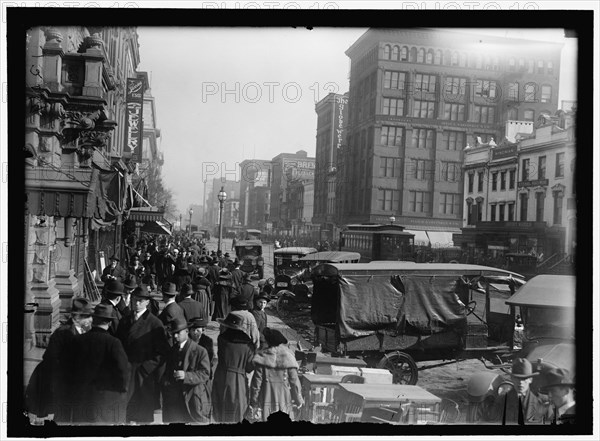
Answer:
xmin=125 ymin=77 xmax=144 ymax=163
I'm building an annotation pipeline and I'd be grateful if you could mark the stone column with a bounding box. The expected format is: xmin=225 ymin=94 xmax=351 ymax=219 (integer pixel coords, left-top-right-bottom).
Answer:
xmin=27 ymin=215 xmax=61 ymax=348
xmin=41 ymin=28 xmax=64 ymax=93
xmin=82 ymin=33 xmax=105 ymax=98
xmin=54 ymin=217 xmax=82 ymax=315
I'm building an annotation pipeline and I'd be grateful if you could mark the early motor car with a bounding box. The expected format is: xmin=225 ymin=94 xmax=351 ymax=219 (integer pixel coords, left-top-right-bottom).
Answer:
xmin=234 ymin=239 xmax=265 ymax=279
xmin=311 ymin=262 xmax=526 ymax=385
xmin=465 ymin=274 xmax=575 ymax=423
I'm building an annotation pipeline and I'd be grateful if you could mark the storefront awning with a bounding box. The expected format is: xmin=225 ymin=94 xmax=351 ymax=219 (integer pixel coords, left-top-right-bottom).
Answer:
xmin=426 ymin=231 xmax=455 ymax=248
xmin=405 ymin=230 xmax=430 ymax=245
xmin=139 ymin=220 xmax=172 ymax=236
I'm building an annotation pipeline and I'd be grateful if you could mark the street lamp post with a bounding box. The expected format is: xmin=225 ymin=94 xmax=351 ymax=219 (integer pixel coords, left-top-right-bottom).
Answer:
xmin=188 ymin=208 xmax=193 ymax=237
xmin=217 ymin=186 xmax=227 ymax=253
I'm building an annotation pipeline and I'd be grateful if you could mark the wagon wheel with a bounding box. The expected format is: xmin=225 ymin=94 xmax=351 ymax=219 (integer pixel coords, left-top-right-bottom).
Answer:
xmin=276 ymin=291 xmax=296 ymax=318
xmin=377 ymin=351 xmax=418 ymax=385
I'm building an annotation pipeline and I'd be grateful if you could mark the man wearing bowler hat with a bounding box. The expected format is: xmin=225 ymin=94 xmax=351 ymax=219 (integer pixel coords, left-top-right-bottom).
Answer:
xmin=117 ymin=285 xmax=170 ymax=423
xmin=501 ymin=358 xmax=551 ymax=424
xmin=101 ymin=254 xmax=127 ymax=283
xmin=25 ymin=297 xmax=93 ymax=423
xmin=159 ymin=282 xmax=186 ymax=330
xmin=71 ymin=304 xmax=130 ymax=424
xmin=540 ymin=367 xmax=575 ymax=424
xmin=160 ymin=319 xmax=211 ymax=423
xmin=101 ymin=279 xmax=125 ymax=336
xmin=188 ymin=316 xmax=215 ymax=376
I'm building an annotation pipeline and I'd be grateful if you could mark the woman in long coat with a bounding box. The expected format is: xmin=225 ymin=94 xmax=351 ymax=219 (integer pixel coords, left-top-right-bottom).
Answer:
xmin=212 ymin=269 xmax=233 ymax=321
xmin=211 ymin=313 xmax=255 ymax=423
xmin=249 ymin=328 xmax=304 ymax=421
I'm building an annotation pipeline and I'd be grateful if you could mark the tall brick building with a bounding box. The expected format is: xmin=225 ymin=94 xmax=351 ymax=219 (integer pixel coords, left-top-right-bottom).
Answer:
xmin=338 ymin=28 xmax=562 ymax=244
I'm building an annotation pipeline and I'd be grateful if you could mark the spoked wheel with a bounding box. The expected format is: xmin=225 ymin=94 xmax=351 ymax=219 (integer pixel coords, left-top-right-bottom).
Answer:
xmin=377 ymin=351 xmax=418 ymax=385
xmin=276 ymin=291 xmax=296 ymax=318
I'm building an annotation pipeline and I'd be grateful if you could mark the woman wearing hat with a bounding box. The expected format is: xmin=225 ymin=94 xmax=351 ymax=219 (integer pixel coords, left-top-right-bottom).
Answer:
xmin=212 ymin=268 xmax=233 ymax=321
xmin=211 ymin=313 xmax=256 ymax=423
xmin=248 ymin=328 xmax=303 ymax=422
xmin=191 ymin=274 xmax=213 ymax=319
xmin=160 ymin=319 xmax=211 ymax=423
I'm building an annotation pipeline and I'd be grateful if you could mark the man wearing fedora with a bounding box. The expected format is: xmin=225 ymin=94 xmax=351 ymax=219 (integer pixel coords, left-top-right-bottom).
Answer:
xmin=117 ymin=285 xmax=170 ymax=423
xmin=178 ymin=283 xmax=204 ymax=322
xmin=188 ymin=316 xmax=215 ymax=376
xmin=229 ymin=259 xmax=244 ymax=296
xmin=25 ymin=297 xmax=93 ymax=423
xmin=70 ymin=304 xmax=130 ymax=424
xmin=159 ymin=282 xmax=186 ymax=331
xmin=238 ymin=273 xmax=258 ymax=311
xmin=101 ymin=279 xmax=126 ymax=336
xmin=160 ymin=319 xmax=212 ymax=423
xmin=540 ymin=367 xmax=575 ymax=424
xmin=101 ymin=254 xmax=127 ymax=283
xmin=501 ymin=358 xmax=552 ymax=424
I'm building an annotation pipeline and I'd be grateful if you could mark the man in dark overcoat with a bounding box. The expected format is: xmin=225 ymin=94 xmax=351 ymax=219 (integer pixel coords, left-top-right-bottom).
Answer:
xmin=101 ymin=255 xmax=127 ymax=283
xmin=100 ymin=279 xmax=125 ymax=336
xmin=116 ymin=285 xmax=170 ymax=423
xmin=160 ymin=319 xmax=211 ymax=423
xmin=238 ymin=273 xmax=258 ymax=310
xmin=229 ymin=259 xmax=244 ymax=296
xmin=25 ymin=297 xmax=92 ymax=423
xmin=188 ymin=316 xmax=215 ymax=376
xmin=178 ymin=283 xmax=204 ymax=322
xmin=71 ymin=304 xmax=130 ymax=424
xmin=158 ymin=282 xmax=186 ymax=330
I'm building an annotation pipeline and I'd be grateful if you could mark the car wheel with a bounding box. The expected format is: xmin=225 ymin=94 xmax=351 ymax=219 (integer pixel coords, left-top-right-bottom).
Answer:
xmin=276 ymin=291 xmax=295 ymax=318
xmin=377 ymin=351 xmax=418 ymax=385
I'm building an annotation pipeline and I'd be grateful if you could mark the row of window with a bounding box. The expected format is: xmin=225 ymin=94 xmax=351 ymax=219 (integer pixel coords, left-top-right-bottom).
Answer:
xmin=382 ymin=97 xmax=496 ymax=123
xmin=380 ymin=157 xmax=461 ymax=182
xmin=466 ymin=193 xmax=564 ymax=225
xmin=380 ymin=126 xmax=491 ymax=150
xmin=383 ymin=71 xmax=553 ymax=103
xmin=381 ymin=44 xmax=555 ymax=76
xmin=377 ymin=190 xmax=462 ymax=215
xmin=522 ymin=154 xmax=565 ymax=181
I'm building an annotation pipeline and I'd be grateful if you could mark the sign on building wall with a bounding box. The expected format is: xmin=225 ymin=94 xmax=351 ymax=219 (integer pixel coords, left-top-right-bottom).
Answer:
xmin=125 ymin=77 xmax=145 ymax=163
xmin=491 ymin=144 xmax=517 ymax=161
xmin=334 ymin=95 xmax=348 ymax=151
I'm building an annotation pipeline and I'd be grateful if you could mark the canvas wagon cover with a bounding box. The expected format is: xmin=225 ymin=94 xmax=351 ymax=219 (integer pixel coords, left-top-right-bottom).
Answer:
xmin=336 ymin=274 xmax=467 ymax=338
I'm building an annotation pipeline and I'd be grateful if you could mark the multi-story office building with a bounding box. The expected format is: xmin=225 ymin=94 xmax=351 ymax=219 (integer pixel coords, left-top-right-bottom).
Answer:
xmin=287 ymin=173 xmax=316 ymax=238
xmin=269 ymin=150 xmax=315 ymax=234
xmin=338 ymin=28 xmax=562 ymax=245
xmin=456 ymin=110 xmax=575 ymax=259
xmin=238 ymin=159 xmax=272 ymax=229
xmin=205 ymin=179 xmax=239 ymax=234
xmin=313 ymin=92 xmax=348 ymax=242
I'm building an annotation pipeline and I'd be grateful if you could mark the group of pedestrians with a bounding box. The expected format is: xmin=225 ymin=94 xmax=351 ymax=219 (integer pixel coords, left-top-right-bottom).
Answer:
xmin=26 ymin=237 xmax=304 ymax=425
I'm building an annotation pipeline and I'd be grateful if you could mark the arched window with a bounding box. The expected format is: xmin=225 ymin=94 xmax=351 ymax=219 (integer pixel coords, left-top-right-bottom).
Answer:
xmin=528 ymin=59 xmax=535 ymax=73
xmin=426 ymin=49 xmax=434 ymax=64
xmin=417 ymin=48 xmax=425 ymax=63
xmin=434 ymin=49 xmax=442 ymax=65
xmin=484 ymin=56 xmax=492 ymax=70
xmin=409 ymin=47 xmax=417 ymax=62
xmin=523 ymin=109 xmax=535 ymax=121
xmin=541 ymin=85 xmax=552 ymax=103
xmin=518 ymin=58 xmax=526 ymax=71
xmin=383 ymin=45 xmax=391 ymax=60
xmin=493 ymin=57 xmax=500 ymax=70
xmin=391 ymin=45 xmax=399 ymax=61
xmin=537 ymin=60 xmax=545 ymax=74
xmin=451 ymin=51 xmax=459 ymax=66
xmin=460 ymin=52 xmax=468 ymax=67
xmin=444 ymin=50 xmax=451 ymax=65
xmin=508 ymin=108 xmax=518 ymax=120
xmin=547 ymin=61 xmax=554 ymax=75
xmin=400 ymin=46 xmax=408 ymax=61
xmin=524 ymin=83 xmax=537 ymax=102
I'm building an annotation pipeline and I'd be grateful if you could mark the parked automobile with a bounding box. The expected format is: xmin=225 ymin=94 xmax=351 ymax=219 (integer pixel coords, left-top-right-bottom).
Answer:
xmin=234 ymin=239 xmax=264 ymax=279
xmin=275 ymin=251 xmax=361 ymax=317
xmin=465 ymin=274 xmax=575 ymax=423
xmin=311 ymin=262 xmax=526 ymax=385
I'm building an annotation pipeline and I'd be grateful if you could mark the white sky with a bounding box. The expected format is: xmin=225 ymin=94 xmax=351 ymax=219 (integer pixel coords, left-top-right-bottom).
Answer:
xmin=136 ymin=27 xmax=577 ymax=215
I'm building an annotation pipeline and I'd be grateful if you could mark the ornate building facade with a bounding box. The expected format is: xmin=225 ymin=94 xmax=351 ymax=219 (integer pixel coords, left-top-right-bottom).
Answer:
xmin=24 ymin=26 xmax=143 ymax=346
